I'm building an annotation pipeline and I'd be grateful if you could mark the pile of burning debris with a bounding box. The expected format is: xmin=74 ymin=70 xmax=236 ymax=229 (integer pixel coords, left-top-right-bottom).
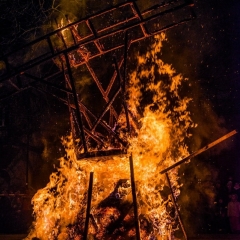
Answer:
xmin=64 ymin=179 xmax=178 ymax=240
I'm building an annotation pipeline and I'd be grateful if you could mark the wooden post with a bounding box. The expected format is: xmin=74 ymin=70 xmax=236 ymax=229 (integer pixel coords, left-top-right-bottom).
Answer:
xmin=165 ymin=173 xmax=187 ymax=240
xmin=83 ymin=172 xmax=94 ymax=240
xmin=64 ymin=52 xmax=88 ymax=153
xmin=129 ymin=154 xmax=141 ymax=240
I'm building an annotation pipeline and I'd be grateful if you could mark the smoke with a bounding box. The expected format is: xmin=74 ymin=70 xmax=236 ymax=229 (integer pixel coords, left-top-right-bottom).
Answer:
xmin=53 ymin=0 xmax=88 ymax=23
xmin=178 ymin=159 xmax=219 ymax=235
xmin=159 ymin=31 xmax=233 ymax=155
xmin=188 ymin=86 xmax=231 ymax=153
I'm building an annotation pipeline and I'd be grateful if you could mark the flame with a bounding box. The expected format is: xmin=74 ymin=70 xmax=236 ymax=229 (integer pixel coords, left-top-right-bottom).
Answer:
xmin=25 ymin=32 xmax=195 ymax=240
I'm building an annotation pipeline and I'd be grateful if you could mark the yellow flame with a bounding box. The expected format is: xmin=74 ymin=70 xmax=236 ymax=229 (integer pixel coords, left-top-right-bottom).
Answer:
xmin=25 ymin=32 xmax=195 ymax=239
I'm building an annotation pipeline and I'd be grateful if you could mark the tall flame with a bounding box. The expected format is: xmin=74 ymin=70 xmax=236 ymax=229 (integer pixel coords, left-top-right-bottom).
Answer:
xmin=25 ymin=33 xmax=195 ymax=240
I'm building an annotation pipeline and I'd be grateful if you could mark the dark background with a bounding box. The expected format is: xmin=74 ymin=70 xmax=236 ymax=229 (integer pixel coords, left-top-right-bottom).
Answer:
xmin=165 ymin=0 xmax=240 ymax=180
xmin=0 ymin=0 xmax=239 ymax=235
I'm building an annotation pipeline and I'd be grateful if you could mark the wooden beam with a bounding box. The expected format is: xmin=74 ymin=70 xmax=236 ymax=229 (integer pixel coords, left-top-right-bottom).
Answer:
xmin=165 ymin=172 xmax=188 ymax=240
xmin=160 ymin=130 xmax=237 ymax=174
xmin=129 ymin=154 xmax=141 ymax=240
xmin=83 ymin=172 xmax=94 ymax=240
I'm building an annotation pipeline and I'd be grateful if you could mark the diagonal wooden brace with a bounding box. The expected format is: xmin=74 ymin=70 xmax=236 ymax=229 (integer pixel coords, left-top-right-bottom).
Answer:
xmin=160 ymin=130 xmax=237 ymax=174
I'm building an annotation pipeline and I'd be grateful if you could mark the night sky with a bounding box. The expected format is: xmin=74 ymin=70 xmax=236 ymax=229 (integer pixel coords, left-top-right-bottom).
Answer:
xmin=165 ymin=0 xmax=240 ymax=180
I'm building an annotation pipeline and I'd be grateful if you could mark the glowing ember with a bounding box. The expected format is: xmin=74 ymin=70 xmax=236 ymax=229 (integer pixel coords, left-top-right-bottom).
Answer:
xmin=25 ymin=33 xmax=195 ymax=240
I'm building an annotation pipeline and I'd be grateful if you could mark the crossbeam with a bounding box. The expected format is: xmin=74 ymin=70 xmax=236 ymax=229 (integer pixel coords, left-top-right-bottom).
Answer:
xmin=0 ymin=0 xmax=194 ymax=84
xmin=160 ymin=130 xmax=237 ymax=174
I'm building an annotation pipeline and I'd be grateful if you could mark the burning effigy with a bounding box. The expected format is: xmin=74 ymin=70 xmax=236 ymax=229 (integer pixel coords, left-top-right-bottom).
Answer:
xmin=0 ymin=1 xmax=232 ymax=239
xmin=0 ymin=0 xmax=238 ymax=239
xmin=24 ymin=32 xmax=196 ymax=240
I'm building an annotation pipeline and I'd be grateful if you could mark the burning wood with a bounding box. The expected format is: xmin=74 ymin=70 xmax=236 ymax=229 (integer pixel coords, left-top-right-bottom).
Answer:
xmin=19 ymin=2 xmax=236 ymax=240
xmin=24 ymin=32 xmax=196 ymax=240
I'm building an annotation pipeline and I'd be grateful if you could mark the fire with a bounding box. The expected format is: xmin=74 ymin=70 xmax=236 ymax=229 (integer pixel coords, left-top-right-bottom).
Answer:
xmin=25 ymin=32 xmax=195 ymax=240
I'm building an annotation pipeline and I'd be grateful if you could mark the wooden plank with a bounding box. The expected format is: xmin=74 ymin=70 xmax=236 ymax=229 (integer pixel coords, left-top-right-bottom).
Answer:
xmin=165 ymin=172 xmax=188 ymax=240
xmin=83 ymin=172 xmax=94 ymax=240
xmin=129 ymin=154 xmax=141 ymax=240
xmin=160 ymin=130 xmax=237 ymax=174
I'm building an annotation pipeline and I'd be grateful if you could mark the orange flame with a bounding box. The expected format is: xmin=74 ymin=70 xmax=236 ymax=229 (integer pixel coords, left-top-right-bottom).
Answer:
xmin=25 ymin=32 xmax=195 ymax=240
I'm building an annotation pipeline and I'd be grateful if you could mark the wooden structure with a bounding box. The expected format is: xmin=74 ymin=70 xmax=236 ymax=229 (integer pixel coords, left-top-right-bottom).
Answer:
xmin=0 ymin=1 xmax=197 ymax=239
